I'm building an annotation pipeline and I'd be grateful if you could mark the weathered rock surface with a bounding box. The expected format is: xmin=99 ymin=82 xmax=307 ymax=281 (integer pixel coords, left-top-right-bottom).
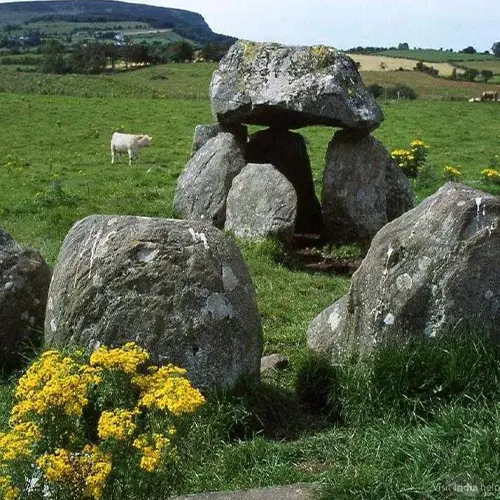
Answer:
xmin=308 ymin=183 xmax=500 ymax=362
xmin=191 ymin=123 xmax=248 ymax=156
xmin=225 ymin=163 xmax=297 ymax=241
xmin=0 ymin=229 xmax=51 ymax=369
xmin=173 ymin=132 xmax=246 ymax=228
xmin=45 ymin=215 xmax=262 ymax=390
xmin=210 ymin=40 xmax=384 ymax=130
xmin=246 ymin=128 xmax=322 ymax=234
xmin=322 ymin=130 xmax=415 ymax=244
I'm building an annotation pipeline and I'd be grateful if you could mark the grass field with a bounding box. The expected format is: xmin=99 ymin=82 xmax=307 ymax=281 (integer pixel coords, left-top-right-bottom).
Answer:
xmin=1 ymin=63 xmax=500 ymax=498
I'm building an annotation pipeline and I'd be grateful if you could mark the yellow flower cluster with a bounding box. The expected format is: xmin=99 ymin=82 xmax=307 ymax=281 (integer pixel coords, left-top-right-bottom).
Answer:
xmin=391 ymin=139 xmax=429 ymax=178
xmin=97 ymin=409 xmax=137 ymax=441
xmin=134 ymin=365 xmax=206 ymax=415
xmin=481 ymin=168 xmax=500 ymax=184
xmin=0 ymin=475 xmax=20 ymax=500
xmin=443 ymin=165 xmax=462 ymax=180
xmin=409 ymin=139 xmax=429 ymax=149
xmin=37 ymin=445 xmax=112 ymax=499
xmin=11 ymin=350 xmax=100 ymax=423
xmin=0 ymin=421 xmax=40 ymax=461
xmin=90 ymin=342 xmax=150 ymax=374
xmin=391 ymin=148 xmax=415 ymax=167
xmin=37 ymin=448 xmax=74 ymax=482
xmin=1 ymin=342 xmax=205 ymax=497
xmin=133 ymin=433 xmax=171 ymax=472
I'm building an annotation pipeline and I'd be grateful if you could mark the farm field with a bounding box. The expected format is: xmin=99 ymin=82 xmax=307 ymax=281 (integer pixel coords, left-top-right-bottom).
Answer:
xmin=348 ymin=53 xmax=459 ymax=77
xmin=1 ymin=63 xmax=500 ymax=498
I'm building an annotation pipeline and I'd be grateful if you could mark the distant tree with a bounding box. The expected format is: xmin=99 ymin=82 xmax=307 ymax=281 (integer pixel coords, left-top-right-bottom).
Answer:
xmin=367 ymin=83 xmax=384 ymax=98
xmin=70 ymin=42 xmax=107 ymax=74
xmin=166 ymin=41 xmax=194 ymax=62
xmin=379 ymin=61 xmax=387 ymax=70
xmin=481 ymin=69 xmax=494 ymax=82
xmin=460 ymin=68 xmax=479 ymax=81
xmin=492 ymin=42 xmax=500 ymax=57
xmin=398 ymin=42 xmax=409 ymax=50
xmin=41 ymin=39 xmax=69 ymax=74
xmin=460 ymin=46 xmax=476 ymax=54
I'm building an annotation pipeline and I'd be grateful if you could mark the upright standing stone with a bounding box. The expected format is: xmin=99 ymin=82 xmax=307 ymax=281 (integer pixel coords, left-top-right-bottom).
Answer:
xmin=173 ymin=132 xmax=246 ymax=228
xmin=246 ymin=128 xmax=322 ymax=234
xmin=322 ymin=130 xmax=415 ymax=244
xmin=1 ymin=229 xmax=51 ymax=369
xmin=225 ymin=163 xmax=297 ymax=241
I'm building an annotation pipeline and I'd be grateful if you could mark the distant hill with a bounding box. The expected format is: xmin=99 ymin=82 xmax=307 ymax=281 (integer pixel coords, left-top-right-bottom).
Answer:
xmin=0 ymin=0 xmax=236 ymax=45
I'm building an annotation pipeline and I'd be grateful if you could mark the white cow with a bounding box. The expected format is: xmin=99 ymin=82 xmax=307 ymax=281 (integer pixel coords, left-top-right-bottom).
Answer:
xmin=111 ymin=132 xmax=152 ymax=165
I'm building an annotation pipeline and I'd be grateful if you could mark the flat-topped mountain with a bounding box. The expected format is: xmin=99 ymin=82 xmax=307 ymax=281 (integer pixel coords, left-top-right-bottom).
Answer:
xmin=0 ymin=0 xmax=235 ymax=44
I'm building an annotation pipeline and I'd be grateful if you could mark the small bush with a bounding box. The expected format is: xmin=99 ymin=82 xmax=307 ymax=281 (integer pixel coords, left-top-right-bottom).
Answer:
xmin=386 ymin=83 xmax=417 ymax=100
xmin=0 ymin=343 xmax=205 ymax=500
xmin=366 ymin=83 xmax=384 ymax=98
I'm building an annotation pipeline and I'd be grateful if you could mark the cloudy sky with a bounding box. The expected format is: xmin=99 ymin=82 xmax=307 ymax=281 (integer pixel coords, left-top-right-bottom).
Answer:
xmin=1 ymin=0 xmax=498 ymax=52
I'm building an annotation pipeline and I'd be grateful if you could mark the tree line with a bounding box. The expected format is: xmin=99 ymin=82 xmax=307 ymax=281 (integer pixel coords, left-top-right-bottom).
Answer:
xmin=39 ymin=40 xmax=228 ymax=74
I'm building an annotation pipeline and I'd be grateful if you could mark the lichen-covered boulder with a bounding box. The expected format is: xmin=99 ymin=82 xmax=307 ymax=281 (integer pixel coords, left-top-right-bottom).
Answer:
xmin=322 ymin=130 xmax=415 ymax=244
xmin=210 ymin=40 xmax=384 ymax=130
xmin=191 ymin=123 xmax=248 ymax=156
xmin=45 ymin=215 xmax=263 ymax=390
xmin=246 ymin=128 xmax=322 ymax=234
xmin=225 ymin=163 xmax=297 ymax=241
xmin=1 ymin=229 xmax=51 ymax=369
xmin=308 ymin=183 xmax=500 ymax=362
xmin=173 ymin=132 xmax=246 ymax=228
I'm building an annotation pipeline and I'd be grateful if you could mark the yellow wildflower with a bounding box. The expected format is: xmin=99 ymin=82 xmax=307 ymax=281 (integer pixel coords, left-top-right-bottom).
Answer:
xmin=133 ymin=433 xmax=171 ymax=472
xmin=135 ymin=365 xmax=205 ymax=415
xmin=37 ymin=448 xmax=74 ymax=482
xmin=11 ymin=351 xmax=99 ymax=423
xmin=0 ymin=422 xmax=40 ymax=461
xmin=79 ymin=444 xmax=112 ymax=500
xmin=0 ymin=475 xmax=20 ymax=500
xmin=90 ymin=342 xmax=149 ymax=374
xmin=97 ymin=409 xmax=137 ymax=440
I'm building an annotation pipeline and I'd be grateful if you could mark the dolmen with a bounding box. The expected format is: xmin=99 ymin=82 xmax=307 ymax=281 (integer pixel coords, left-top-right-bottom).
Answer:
xmin=174 ymin=40 xmax=414 ymax=244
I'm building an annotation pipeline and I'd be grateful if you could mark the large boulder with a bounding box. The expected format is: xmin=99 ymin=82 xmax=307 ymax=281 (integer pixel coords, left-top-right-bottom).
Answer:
xmin=225 ymin=163 xmax=297 ymax=241
xmin=210 ymin=40 xmax=384 ymax=130
xmin=322 ymin=130 xmax=415 ymax=244
xmin=308 ymin=183 xmax=500 ymax=362
xmin=1 ymin=229 xmax=51 ymax=369
xmin=246 ymin=128 xmax=322 ymax=234
xmin=45 ymin=215 xmax=263 ymax=391
xmin=173 ymin=132 xmax=246 ymax=228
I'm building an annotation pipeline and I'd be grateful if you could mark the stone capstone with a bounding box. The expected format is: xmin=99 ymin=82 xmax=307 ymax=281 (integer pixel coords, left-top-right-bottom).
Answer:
xmin=246 ymin=128 xmax=322 ymax=234
xmin=308 ymin=183 xmax=500 ymax=362
xmin=322 ymin=130 xmax=415 ymax=244
xmin=44 ymin=215 xmax=263 ymax=391
xmin=173 ymin=132 xmax=246 ymax=228
xmin=224 ymin=163 xmax=297 ymax=241
xmin=210 ymin=40 xmax=384 ymax=130
xmin=0 ymin=229 xmax=51 ymax=369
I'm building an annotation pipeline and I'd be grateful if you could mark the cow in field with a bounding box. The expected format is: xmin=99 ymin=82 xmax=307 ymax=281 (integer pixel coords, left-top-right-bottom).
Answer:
xmin=481 ymin=91 xmax=499 ymax=102
xmin=111 ymin=132 xmax=152 ymax=165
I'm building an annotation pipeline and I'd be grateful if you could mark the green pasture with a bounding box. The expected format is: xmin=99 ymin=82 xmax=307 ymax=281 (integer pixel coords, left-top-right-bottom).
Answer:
xmin=1 ymin=63 xmax=500 ymax=498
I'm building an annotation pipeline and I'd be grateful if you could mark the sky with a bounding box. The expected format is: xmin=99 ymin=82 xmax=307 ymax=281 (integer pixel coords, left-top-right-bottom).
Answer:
xmin=1 ymin=0 xmax=498 ymax=53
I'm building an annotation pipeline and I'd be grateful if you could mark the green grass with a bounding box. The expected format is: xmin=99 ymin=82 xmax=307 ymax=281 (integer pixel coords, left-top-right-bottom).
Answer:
xmin=1 ymin=63 xmax=500 ymax=498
